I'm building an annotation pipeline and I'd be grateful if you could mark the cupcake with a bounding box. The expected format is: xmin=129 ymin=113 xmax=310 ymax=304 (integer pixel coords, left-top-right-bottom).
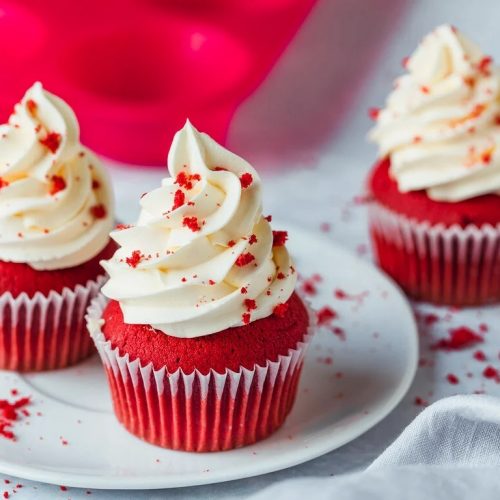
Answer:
xmin=0 ymin=82 xmax=115 ymax=371
xmin=87 ymin=121 xmax=313 ymax=452
xmin=368 ymin=25 xmax=500 ymax=306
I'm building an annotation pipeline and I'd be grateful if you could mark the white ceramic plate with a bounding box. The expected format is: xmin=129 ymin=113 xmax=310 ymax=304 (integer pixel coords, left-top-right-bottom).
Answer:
xmin=0 ymin=226 xmax=418 ymax=489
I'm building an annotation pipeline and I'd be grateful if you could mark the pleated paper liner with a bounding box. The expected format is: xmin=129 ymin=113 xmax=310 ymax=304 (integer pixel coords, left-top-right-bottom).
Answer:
xmin=87 ymin=295 xmax=315 ymax=452
xmin=0 ymin=276 xmax=106 ymax=371
xmin=369 ymin=201 xmax=500 ymax=306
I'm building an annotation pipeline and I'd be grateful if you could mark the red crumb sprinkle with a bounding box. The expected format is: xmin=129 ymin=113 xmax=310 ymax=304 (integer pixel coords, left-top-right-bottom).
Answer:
xmin=446 ymin=373 xmax=459 ymax=385
xmin=115 ymin=224 xmax=131 ymax=231
xmin=248 ymin=234 xmax=258 ymax=245
xmin=39 ymin=132 xmax=62 ymax=153
xmin=3 ymin=492 xmax=8 ymax=499
xmin=235 ymin=252 xmax=255 ymax=267
xmin=125 ymin=250 xmax=144 ymax=268
xmin=431 ymin=326 xmax=483 ymax=351
xmin=277 ymin=272 xmax=286 ymax=280
xmin=240 ymin=173 xmax=253 ymax=189
xmin=227 ymin=240 xmax=236 ymax=247
xmin=182 ymin=216 xmax=201 ymax=232
xmin=49 ymin=175 xmax=66 ymax=195
xmin=240 ymin=287 xmax=248 ymax=294
xmin=317 ymin=306 xmax=337 ymax=325
xmin=302 ymin=280 xmax=317 ymax=296
xmin=478 ymin=56 xmax=493 ymax=74
xmin=0 ymin=395 xmax=31 ymax=441
xmin=26 ymin=99 xmax=37 ymax=115
xmin=331 ymin=326 xmax=345 ymax=340
xmin=414 ymin=396 xmax=428 ymax=407
xmin=479 ymin=323 xmax=489 ymax=333
xmin=272 ymin=231 xmax=288 ymax=247
xmin=242 ymin=313 xmax=251 ymax=325
xmin=60 ymin=486 xmax=67 ymax=491
xmin=273 ymin=303 xmax=289 ymax=318
xmin=420 ymin=85 xmax=430 ymax=94
xmin=401 ymin=55 xmax=409 ymax=68
xmin=90 ymin=204 xmax=107 ymax=219
xmin=208 ymin=280 xmax=216 ymax=285
xmin=473 ymin=350 xmax=487 ymax=362
xmin=368 ymin=107 xmax=380 ymax=120
xmin=91 ymin=179 xmax=100 ymax=190
xmin=0 ymin=178 xmax=9 ymax=189
xmin=264 ymin=215 xmax=272 ymax=222
xmin=423 ymin=313 xmax=439 ymax=326
xmin=483 ymin=366 xmax=499 ymax=380
xmin=320 ymin=222 xmax=331 ymax=232
xmin=213 ymin=166 xmax=228 ymax=172
xmin=172 ymin=189 xmax=185 ymax=211
xmin=244 ymin=299 xmax=257 ymax=311
xmin=175 ymin=171 xmax=201 ymax=190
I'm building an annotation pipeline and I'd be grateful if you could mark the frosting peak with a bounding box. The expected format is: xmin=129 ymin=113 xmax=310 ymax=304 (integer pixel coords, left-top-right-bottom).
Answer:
xmin=101 ymin=121 xmax=296 ymax=338
xmin=369 ymin=25 xmax=500 ymax=201
xmin=0 ymin=82 xmax=114 ymax=270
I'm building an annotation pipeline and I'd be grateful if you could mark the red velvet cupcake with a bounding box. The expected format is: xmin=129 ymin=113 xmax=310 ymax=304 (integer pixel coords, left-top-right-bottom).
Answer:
xmin=87 ymin=121 xmax=313 ymax=451
xmin=0 ymin=83 xmax=114 ymax=370
xmin=368 ymin=25 xmax=500 ymax=306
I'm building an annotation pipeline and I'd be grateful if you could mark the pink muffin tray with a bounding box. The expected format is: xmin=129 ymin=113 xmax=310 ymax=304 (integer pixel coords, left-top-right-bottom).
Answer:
xmin=0 ymin=0 xmax=317 ymax=165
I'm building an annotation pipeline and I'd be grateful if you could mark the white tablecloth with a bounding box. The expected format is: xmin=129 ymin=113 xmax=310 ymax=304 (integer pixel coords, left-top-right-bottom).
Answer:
xmin=10 ymin=0 xmax=500 ymax=497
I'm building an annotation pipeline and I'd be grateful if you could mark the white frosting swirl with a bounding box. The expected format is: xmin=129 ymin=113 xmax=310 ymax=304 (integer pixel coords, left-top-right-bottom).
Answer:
xmin=101 ymin=121 xmax=296 ymax=338
xmin=0 ymin=82 xmax=114 ymax=270
xmin=369 ymin=24 xmax=500 ymax=201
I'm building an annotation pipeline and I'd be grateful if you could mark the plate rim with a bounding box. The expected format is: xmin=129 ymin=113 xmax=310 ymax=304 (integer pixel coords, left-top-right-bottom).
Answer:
xmin=0 ymin=226 xmax=419 ymax=489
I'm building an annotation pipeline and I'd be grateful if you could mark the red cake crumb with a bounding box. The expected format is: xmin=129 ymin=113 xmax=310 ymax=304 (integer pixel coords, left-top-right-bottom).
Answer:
xmin=182 ymin=216 xmax=201 ymax=232
xmin=39 ymin=132 xmax=61 ymax=153
xmin=331 ymin=326 xmax=346 ymax=340
xmin=242 ymin=313 xmax=251 ymax=325
xmin=90 ymin=204 xmax=107 ymax=219
xmin=172 ymin=189 xmax=185 ymax=211
xmin=277 ymin=272 xmax=286 ymax=280
xmin=175 ymin=171 xmax=201 ymax=190
xmin=248 ymin=234 xmax=258 ymax=245
xmin=115 ymin=224 xmax=131 ymax=231
xmin=213 ymin=166 xmax=227 ymax=172
xmin=264 ymin=215 xmax=272 ymax=222
xmin=125 ymin=250 xmax=144 ymax=268
xmin=301 ymin=279 xmax=317 ymax=296
xmin=244 ymin=299 xmax=257 ymax=311
xmin=240 ymin=287 xmax=247 ymax=294
xmin=368 ymin=107 xmax=380 ymax=120
xmin=483 ymin=366 xmax=500 ymax=380
xmin=0 ymin=178 xmax=8 ymax=189
xmin=60 ymin=486 xmax=67 ymax=492
xmin=49 ymin=175 xmax=66 ymax=195
xmin=0 ymin=395 xmax=31 ymax=441
xmin=431 ymin=326 xmax=483 ymax=351
xmin=240 ymin=173 xmax=253 ymax=189
xmin=478 ymin=56 xmax=493 ymax=75
xmin=423 ymin=313 xmax=440 ymax=326
xmin=317 ymin=306 xmax=337 ymax=325
xmin=273 ymin=303 xmax=289 ymax=318
xmin=235 ymin=253 xmax=255 ymax=267
xmin=272 ymin=231 xmax=288 ymax=247
xmin=479 ymin=323 xmax=489 ymax=333
xmin=414 ymin=396 xmax=428 ymax=406
xmin=227 ymin=240 xmax=236 ymax=247
xmin=26 ymin=99 xmax=37 ymax=115
xmin=473 ymin=350 xmax=487 ymax=361
xmin=92 ymin=179 xmax=100 ymax=190
xmin=446 ymin=374 xmax=459 ymax=385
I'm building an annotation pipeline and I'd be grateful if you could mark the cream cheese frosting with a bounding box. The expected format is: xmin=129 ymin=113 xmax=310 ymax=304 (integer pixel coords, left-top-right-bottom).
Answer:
xmin=0 ymin=82 xmax=114 ymax=270
xmin=101 ymin=121 xmax=296 ymax=338
xmin=369 ymin=24 xmax=500 ymax=201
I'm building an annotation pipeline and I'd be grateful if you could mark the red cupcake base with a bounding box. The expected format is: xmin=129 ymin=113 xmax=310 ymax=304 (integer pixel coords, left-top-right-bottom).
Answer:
xmin=87 ymin=295 xmax=313 ymax=452
xmin=369 ymin=202 xmax=500 ymax=306
xmin=0 ymin=277 xmax=105 ymax=371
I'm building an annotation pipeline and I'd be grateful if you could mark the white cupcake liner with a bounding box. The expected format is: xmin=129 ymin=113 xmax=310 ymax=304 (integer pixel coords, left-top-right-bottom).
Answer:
xmin=0 ymin=275 xmax=106 ymax=371
xmin=369 ymin=201 xmax=500 ymax=305
xmin=86 ymin=294 xmax=315 ymax=451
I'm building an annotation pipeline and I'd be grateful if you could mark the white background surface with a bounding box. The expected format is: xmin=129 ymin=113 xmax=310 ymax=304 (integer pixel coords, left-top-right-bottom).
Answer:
xmin=3 ymin=0 xmax=500 ymax=497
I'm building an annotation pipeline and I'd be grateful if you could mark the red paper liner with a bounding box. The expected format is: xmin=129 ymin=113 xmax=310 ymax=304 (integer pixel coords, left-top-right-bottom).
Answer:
xmin=87 ymin=295 xmax=314 ymax=452
xmin=369 ymin=202 xmax=500 ymax=306
xmin=0 ymin=276 xmax=105 ymax=371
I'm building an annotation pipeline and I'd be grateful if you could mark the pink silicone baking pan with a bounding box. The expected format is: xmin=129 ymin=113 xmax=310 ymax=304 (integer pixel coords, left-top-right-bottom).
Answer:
xmin=0 ymin=0 xmax=317 ymax=165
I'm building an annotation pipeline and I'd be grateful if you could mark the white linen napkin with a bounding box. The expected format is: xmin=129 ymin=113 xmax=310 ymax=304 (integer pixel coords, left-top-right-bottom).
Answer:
xmin=250 ymin=395 xmax=500 ymax=499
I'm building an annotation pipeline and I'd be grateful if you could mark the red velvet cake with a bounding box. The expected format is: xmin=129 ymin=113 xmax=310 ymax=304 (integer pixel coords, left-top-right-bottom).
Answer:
xmin=0 ymin=83 xmax=114 ymax=371
xmin=367 ymin=25 xmax=500 ymax=306
xmin=88 ymin=122 xmax=314 ymax=451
